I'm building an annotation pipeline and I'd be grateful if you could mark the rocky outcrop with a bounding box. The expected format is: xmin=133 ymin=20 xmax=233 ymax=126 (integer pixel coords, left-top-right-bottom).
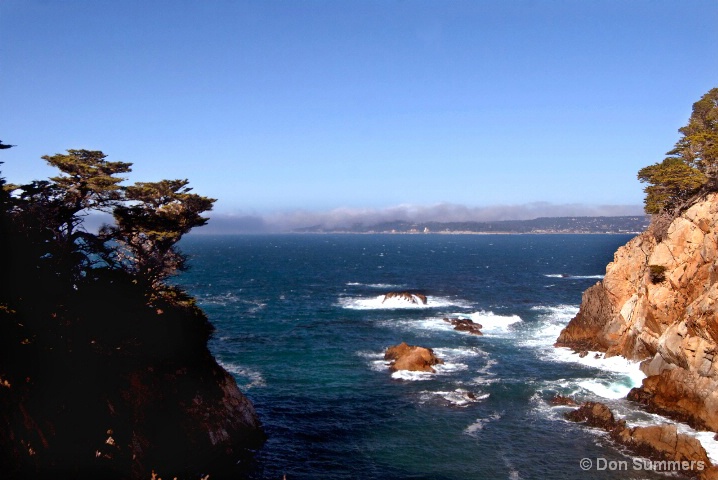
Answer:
xmin=382 ymin=291 xmax=428 ymax=305
xmin=443 ymin=317 xmax=483 ymax=335
xmin=385 ymin=342 xmax=443 ymax=372
xmin=566 ymin=401 xmax=715 ymax=478
xmin=0 ymin=288 xmax=264 ymax=480
xmin=556 ymin=193 xmax=718 ymax=431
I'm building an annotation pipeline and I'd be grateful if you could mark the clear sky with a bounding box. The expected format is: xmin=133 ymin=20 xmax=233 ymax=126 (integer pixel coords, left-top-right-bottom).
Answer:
xmin=1 ymin=1 xmax=717 ymax=229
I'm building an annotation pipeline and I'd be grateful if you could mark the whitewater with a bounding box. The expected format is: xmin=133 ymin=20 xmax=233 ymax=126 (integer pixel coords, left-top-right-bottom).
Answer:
xmin=177 ymin=233 xmax=715 ymax=479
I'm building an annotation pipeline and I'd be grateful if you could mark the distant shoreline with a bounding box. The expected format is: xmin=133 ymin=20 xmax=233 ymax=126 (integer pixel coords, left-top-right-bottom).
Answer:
xmin=286 ymin=230 xmax=643 ymax=235
xmin=196 ymin=215 xmax=650 ymax=235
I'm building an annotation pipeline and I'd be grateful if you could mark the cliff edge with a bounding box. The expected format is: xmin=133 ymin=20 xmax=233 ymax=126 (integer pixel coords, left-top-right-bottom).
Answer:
xmin=556 ymin=193 xmax=718 ymax=431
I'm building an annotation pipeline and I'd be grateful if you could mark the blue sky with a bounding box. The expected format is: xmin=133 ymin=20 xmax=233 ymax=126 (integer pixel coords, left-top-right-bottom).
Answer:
xmin=1 ymin=1 xmax=717 ymax=228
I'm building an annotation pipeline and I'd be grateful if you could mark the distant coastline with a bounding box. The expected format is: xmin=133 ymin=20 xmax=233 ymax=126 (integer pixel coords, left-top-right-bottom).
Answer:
xmin=290 ymin=216 xmax=650 ymax=235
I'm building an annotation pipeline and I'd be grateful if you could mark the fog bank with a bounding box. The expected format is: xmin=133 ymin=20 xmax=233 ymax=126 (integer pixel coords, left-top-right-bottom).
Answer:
xmin=200 ymin=202 xmax=645 ymax=234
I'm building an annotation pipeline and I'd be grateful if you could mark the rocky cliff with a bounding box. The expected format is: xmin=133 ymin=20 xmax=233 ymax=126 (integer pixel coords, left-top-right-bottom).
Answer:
xmin=0 ymin=280 xmax=264 ymax=480
xmin=556 ymin=193 xmax=718 ymax=431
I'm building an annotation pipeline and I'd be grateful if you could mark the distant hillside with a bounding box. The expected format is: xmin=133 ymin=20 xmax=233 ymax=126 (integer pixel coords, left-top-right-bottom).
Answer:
xmin=294 ymin=216 xmax=650 ymax=234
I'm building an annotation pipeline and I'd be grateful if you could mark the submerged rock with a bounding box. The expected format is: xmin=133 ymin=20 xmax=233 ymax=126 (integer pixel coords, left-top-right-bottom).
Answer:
xmin=385 ymin=342 xmax=444 ymax=372
xmin=443 ymin=317 xmax=483 ymax=335
xmin=549 ymin=394 xmax=578 ymax=406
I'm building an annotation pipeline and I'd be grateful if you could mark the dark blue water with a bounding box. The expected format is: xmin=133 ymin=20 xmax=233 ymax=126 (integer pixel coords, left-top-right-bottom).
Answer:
xmin=177 ymin=234 xmax=679 ymax=480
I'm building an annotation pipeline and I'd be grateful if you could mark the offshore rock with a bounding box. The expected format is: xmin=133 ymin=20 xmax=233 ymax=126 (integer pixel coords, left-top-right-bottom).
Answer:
xmin=555 ymin=193 xmax=718 ymax=431
xmin=382 ymin=291 xmax=428 ymax=305
xmin=443 ymin=317 xmax=483 ymax=335
xmin=549 ymin=394 xmax=578 ymax=406
xmin=385 ymin=342 xmax=444 ymax=372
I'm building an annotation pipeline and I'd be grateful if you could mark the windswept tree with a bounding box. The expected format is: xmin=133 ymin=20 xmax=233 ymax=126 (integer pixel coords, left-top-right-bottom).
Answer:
xmin=637 ymin=157 xmax=707 ymax=214
xmin=668 ymin=88 xmax=718 ymax=184
xmin=42 ymin=149 xmax=132 ymax=239
xmin=638 ymin=87 xmax=718 ymax=215
xmin=106 ymin=179 xmax=216 ymax=291
xmin=3 ymin=147 xmax=215 ymax=305
xmin=6 ymin=150 xmax=134 ymax=283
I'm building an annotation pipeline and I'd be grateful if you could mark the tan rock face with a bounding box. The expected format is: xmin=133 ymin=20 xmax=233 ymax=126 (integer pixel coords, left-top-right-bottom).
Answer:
xmin=556 ymin=193 xmax=718 ymax=431
xmin=384 ymin=342 xmax=443 ymax=372
xmin=566 ymin=401 xmax=712 ymax=478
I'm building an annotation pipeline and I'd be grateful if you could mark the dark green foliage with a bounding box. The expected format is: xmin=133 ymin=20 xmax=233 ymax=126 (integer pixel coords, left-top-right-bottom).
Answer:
xmin=669 ymin=88 xmax=718 ymax=183
xmin=637 ymin=158 xmax=707 ymax=214
xmin=638 ymin=87 xmax=718 ymax=215
xmin=105 ymin=180 xmax=216 ymax=290
xmin=648 ymin=264 xmax=667 ymax=284
xmin=0 ymin=148 xmax=217 ymax=385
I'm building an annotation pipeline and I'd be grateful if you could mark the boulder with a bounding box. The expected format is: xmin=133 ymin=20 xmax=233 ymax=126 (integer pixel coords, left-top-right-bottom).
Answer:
xmin=385 ymin=342 xmax=443 ymax=372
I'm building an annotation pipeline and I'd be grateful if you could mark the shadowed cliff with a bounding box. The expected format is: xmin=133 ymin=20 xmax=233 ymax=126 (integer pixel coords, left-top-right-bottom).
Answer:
xmin=0 ymin=149 xmax=264 ymax=479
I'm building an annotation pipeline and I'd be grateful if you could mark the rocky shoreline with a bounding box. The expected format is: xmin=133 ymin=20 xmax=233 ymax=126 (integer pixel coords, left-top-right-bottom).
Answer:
xmin=555 ymin=193 xmax=718 ymax=471
xmin=564 ymin=401 xmax=717 ymax=479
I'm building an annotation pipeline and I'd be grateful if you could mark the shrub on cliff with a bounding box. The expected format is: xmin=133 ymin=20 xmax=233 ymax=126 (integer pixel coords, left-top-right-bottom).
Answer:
xmin=638 ymin=87 xmax=718 ymax=216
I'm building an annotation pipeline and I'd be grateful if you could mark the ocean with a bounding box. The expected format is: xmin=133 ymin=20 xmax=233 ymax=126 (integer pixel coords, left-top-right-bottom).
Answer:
xmin=177 ymin=234 xmax=716 ymax=480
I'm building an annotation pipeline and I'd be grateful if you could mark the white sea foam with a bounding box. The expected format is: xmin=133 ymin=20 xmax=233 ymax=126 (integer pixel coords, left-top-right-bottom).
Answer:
xmin=471 ymin=358 xmax=499 ymax=385
xmin=390 ymin=370 xmax=435 ymax=381
xmin=576 ymin=379 xmax=637 ymax=399
xmin=447 ymin=310 xmax=522 ymax=333
xmin=520 ymin=305 xmax=579 ymax=348
xmin=387 ymin=361 xmax=469 ymax=381
xmin=464 ymin=412 xmax=503 ymax=437
xmin=339 ymin=294 xmax=468 ymax=310
xmin=434 ymin=362 xmax=468 ymax=374
xmin=356 ymin=350 xmax=384 ymax=360
xmin=620 ymin=410 xmax=718 ymax=464
xmin=346 ymin=282 xmax=405 ymax=289
xmin=361 ymin=349 xmax=468 ymax=379
xmin=218 ymin=360 xmax=266 ymax=389
xmin=420 ymin=388 xmax=489 ymax=407
xmin=692 ymin=431 xmax=718 ymax=464
xmin=434 ymin=346 xmax=485 ymax=359
xmin=551 ymin=348 xmax=644 ymax=380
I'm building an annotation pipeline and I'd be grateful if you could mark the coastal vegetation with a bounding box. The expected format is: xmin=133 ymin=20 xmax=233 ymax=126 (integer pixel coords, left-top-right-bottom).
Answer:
xmin=638 ymin=87 xmax=718 ymax=217
xmin=0 ymin=147 xmax=262 ymax=479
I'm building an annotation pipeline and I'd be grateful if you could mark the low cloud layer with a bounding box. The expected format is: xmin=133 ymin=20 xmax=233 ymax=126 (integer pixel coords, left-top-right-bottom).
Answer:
xmin=201 ymin=202 xmax=646 ymax=234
